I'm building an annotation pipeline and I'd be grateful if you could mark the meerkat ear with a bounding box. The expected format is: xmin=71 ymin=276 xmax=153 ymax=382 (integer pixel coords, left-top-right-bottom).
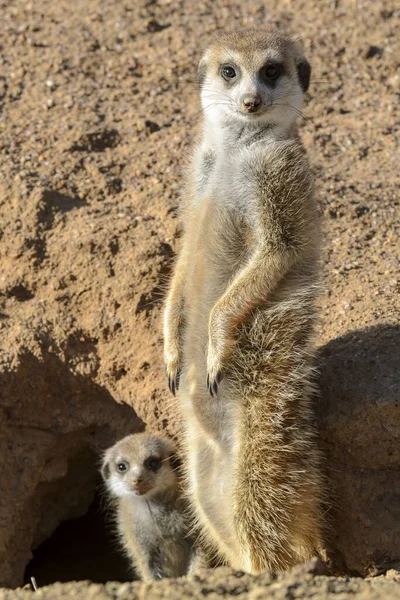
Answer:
xmin=296 ymin=58 xmax=311 ymax=93
xmin=197 ymin=57 xmax=208 ymax=88
xmin=169 ymin=452 xmax=182 ymax=472
xmin=101 ymin=460 xmax=110 ymax=481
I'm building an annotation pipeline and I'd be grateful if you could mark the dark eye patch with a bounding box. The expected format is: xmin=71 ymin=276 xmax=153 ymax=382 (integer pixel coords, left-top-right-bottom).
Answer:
xmin=145 ymin=456 xmax=162 ymax=472
xmin=260 ymin=61 xmax=284 ymax=86
xmin=297 ymin=59 xmax=311 ymax=92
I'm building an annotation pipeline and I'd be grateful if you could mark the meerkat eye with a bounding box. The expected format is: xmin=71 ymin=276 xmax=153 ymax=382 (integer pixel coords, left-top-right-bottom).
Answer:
xmin=146 ymin=457 xmax=162 ymax=472
xmin=264 ymin=63 xmax=283 ymax=81
xmin=221 ymin=65 xmax=236 ymax=81
xmin=117 ymin=461 xmax=129 ymax=472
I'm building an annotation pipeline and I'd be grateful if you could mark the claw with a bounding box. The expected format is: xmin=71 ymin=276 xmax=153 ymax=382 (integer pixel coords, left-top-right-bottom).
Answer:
xmin=206 ymin=373 xmax=214 ymax=397
xmin=207 ymin=371 xmax=223 ymax=398
xmin=167 ymin=368 xmax=181 ymax=397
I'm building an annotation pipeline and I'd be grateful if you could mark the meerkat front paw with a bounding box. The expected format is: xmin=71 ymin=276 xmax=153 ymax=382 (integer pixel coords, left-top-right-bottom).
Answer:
xmin=206 ymin=343 xmax=227 ymax=397
xmin=207 ymin=308 xmax=236 ymax=396
xmin=164 ymin=325 xmax=182 ymax=396
xmin=206 ymin=368 xmax=223 ymax=397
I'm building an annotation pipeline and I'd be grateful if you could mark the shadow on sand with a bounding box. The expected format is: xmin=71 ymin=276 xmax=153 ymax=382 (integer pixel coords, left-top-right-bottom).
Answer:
xmin=317 ymin=324 xmax=400 ymax=575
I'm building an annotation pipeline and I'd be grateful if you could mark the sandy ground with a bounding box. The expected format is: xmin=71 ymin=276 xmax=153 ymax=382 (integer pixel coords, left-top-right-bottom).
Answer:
xmin=0 ymin=0 xmax=399 ymax=595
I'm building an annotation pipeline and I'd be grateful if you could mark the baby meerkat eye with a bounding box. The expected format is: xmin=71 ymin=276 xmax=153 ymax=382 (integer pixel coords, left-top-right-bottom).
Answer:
xmin=263 ymin=63 xmax=283 ymax=81
xmin=221 ymin=65 xmax=236 ymax=81
xmin=146 ymin=457 xmax=162 ymax=472
xmin=117 ymin=461 xmax=129 ymax=473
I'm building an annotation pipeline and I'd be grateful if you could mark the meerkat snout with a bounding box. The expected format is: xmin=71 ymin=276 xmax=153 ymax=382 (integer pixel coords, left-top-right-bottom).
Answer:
xmin=241 ymin=93 xmax=262 ymax=113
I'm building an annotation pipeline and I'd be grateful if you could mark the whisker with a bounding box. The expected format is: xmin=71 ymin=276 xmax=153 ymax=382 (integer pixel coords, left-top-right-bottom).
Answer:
xmin=187 ymin=101 xmax=232 ymax=123
xmin=273 ymin=102 xmax=315 ymax=124
xmin=286 ymin=103 xmax=314 ymax=123
xmin=198 ymin=89 xmax=233 ymax=100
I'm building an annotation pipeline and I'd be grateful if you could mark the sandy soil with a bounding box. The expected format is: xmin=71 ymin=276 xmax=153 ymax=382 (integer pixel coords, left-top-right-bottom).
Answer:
xmin=0 ymin=0 xmax=399 ymax=594
xmin=3 ymin=560 xmax=400 ymax=599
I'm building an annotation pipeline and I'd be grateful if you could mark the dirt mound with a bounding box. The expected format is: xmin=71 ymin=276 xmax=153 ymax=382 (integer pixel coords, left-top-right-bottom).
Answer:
xmin=3 ymin=561 xmax=400 ymax=599
xmin=0 ymin=0 xmax=398 ymax=591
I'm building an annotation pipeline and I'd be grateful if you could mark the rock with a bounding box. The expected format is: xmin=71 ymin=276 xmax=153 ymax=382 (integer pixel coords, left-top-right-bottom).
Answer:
xmin=147 ymin=20 xmax=169 ymax=33
xmin=365 ymin=45 xmax=383 ymax=59
xmin=145 ymin=120 xmax=161 ymax=134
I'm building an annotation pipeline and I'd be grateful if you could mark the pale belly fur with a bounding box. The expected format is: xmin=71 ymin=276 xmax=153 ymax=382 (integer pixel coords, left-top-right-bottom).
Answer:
xmin=178 ymin=193 xmax=248 ymax=561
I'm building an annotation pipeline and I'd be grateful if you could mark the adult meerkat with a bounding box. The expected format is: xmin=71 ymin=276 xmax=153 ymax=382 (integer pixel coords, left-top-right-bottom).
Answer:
xmin=164 ymin=29 xmax=324 ymax=573
xmin=101 ymin=433 xmax=194 ymax=580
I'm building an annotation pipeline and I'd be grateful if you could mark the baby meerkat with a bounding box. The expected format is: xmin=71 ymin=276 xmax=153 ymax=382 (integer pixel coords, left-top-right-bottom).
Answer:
xmin=164 ymin=30 xmax=324 ymax=573
xmin=101 ymin=433 xmax=194 ymax=581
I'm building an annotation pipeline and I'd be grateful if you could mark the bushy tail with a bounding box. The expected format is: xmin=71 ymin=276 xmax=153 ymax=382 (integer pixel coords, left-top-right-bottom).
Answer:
xmin=231 ymin=295 xmax=324 ymax=573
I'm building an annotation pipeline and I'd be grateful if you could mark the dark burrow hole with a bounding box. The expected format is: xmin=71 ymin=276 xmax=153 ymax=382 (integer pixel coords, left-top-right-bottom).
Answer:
xmin=24 ymin=485 xmax=132 ymax=587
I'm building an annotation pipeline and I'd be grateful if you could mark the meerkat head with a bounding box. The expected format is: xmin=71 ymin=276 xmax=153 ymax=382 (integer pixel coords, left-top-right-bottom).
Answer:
xmin=198 ymin=29 xmax=310 ymax=130
xmin=101 ymin=433 xmax=179 ymax=499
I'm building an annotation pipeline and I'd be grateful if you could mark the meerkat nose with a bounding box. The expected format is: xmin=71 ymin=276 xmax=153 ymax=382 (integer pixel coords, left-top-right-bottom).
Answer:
xmin=242 ymin=94 xmax=262 ymax=113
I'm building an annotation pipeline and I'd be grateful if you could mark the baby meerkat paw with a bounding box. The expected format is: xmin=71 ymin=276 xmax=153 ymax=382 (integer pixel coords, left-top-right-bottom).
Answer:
xmin=165 ymin=357 xmax=181 ymax=396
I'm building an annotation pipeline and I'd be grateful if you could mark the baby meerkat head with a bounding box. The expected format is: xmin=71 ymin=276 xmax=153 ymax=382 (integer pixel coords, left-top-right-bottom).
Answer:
xmin=198 ymin=29 xmax=310 ymax=129
xmin=101 ymin=433 xmax=179 ymax=499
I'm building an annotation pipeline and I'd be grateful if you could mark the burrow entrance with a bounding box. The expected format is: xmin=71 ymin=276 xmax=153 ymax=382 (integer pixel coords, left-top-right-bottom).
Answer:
xmin=24 ymin=484 xmax=132 ymax=586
